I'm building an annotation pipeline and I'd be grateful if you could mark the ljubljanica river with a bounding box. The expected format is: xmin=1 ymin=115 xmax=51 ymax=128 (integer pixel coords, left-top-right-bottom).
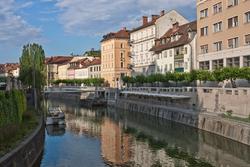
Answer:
xmin=38 ymin=98 xmax=250 ymax=167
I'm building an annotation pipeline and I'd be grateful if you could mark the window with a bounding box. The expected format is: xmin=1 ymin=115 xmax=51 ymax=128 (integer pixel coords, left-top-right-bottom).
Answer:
xmin=228 ymin=0 xmax=239 ymax=7
xmin=200 ymin=44 xmax=208 ymax=54
xmin=245 ymin=11 xmax=250 ymax=23
xmin=228 ymin=16 xmax=238 ymax=28
xmin=199 ymin=61 xmax=210 ymax=70
xmin=214 ymin=41 xmax=222 ymax=51
xmin=201 ymin=26 xmax=208 ymax=36
xmin=200 ymin=8 xmax=208 ymax=19
xmin=212 ymin=59 xmax=224 ymax=69
xmin=243 ymin=55 xmax=250 ymax=67
xmin=121 ymin=43 xmax=124 ymax=48
xmin=169 ymin=50 xmax=172 ymax=57
xmin=169 ymin=64 xmax=172 ymax=71
xmin=140 ymin=44 xmax=143 ymax=51
xmin=214 ymin=22 xmax=222 ymax=32
xmin=227 ymin=57 xmax=240 ymax=67
xmin=213 ymin=2 xmax=222 ymax=14
xmin=245 ymin=34 xmax=250 ymax=45
xmin=121 ymin=62 xmax=124 ymax=68
xmin=228 ymin=37 xmax=239 ymax=48
xmin=165 ymin=65 xmax=168 ymax=72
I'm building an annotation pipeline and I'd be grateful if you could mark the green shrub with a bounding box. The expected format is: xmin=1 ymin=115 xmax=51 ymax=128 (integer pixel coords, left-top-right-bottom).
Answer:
xmin=0 ymin=90 xmax=27 ymax=127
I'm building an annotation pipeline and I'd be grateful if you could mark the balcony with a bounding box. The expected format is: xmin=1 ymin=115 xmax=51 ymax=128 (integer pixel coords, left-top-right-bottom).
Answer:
xmin=174 ymin=54 xmax=184 ymax=61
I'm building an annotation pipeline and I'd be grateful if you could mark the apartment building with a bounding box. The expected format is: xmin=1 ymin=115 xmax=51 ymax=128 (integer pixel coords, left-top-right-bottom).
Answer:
xmin=130 ymin=10 xmax=188 ymax=76
xmin=151 ymin=21 xmax=197 ymax=73
xmin=46 ymin=56 xmax=73 ymax=84
xmin=197 ymin=0 xmax=250 ymax=70
xmin=0 ymin=63 xmax=20 ymax=78
xmin=101 ymin=28 xmax=130 ymax=88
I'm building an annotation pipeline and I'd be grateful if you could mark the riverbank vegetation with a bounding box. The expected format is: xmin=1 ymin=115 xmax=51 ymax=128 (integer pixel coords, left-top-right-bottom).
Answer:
xmin=52 ymin=78 xmax=105 ymax=86
xmin=0 ymin=90 xmax=38 ymax=157
xmin=122 ymin=67 xmax=250 ymax=88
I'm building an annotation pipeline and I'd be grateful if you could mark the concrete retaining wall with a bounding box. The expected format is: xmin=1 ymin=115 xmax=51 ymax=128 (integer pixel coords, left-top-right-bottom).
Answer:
xmin=199 ymin=113 xmax=250 ymax=145
xmin=114 ymin=97 xmax=250 ymax=146
xmin=116 ymin=99 xmax=199 ymax=128
xmin=0 ymin=118 xmax=45 ymax=167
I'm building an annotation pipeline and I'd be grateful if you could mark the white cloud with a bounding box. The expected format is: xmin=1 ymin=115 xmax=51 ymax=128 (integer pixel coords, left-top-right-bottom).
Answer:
xmin=0 ymin=0 xmax=41 ymax=46
xmin=54 ymin=0 xmax=195 ymax=35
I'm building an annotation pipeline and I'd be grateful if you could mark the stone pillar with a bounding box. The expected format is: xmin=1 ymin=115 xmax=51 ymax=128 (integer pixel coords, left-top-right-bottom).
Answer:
xmin=240 ymin=56 xmax=244 ymax=68
xmin=209 ymin=60 xmax=213 ymax=70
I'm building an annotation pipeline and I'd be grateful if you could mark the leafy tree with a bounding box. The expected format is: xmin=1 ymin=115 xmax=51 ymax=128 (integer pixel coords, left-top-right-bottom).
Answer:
xmin=196 ymin=70 xmax=213 ymax=84
xmin=239 ymin=67 xmax=250 ymax=82
xmin=221 ymin=67 xmax=240 ymax=88
xmin=212 ymin=68 xmax=225 ymax=83
xmin=19 ymin=43 xmax=46 ymax=91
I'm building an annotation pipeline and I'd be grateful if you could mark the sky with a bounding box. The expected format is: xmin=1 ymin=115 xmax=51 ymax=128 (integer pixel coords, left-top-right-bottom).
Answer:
xmin=0 ymin=0 xmax=196 ymax=63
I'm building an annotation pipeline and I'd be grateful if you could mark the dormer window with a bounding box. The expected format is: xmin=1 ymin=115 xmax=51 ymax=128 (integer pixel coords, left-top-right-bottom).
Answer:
xmin=161 ymin=39 xmax=166 ymax=44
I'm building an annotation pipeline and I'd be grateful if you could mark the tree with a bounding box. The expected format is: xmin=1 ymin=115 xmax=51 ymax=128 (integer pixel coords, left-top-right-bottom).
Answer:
xmin=212 ymin=68 xmax=225 ymax=83
xmin=196 ymin=70 xmax=213 ymax=84
xmin=222 ymin=67 xmax=240 ymax=88
xmin=19 ymin=43 xmax=46 ymax=91
xmin=239 ymin=67 xmax=250 ymax=82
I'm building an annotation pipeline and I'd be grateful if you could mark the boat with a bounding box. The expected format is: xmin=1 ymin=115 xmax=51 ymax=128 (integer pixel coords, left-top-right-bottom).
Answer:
xmin=46 ymin=107 xmax=66 ymax=126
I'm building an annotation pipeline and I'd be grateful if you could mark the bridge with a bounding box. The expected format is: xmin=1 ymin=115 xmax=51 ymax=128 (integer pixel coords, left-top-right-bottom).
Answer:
xmin=43 ymin=86 xmax=105 ymax=93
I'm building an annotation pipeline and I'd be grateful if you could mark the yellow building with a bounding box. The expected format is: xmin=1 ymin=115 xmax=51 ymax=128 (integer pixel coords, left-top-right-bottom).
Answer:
xmin=101 ymin=28 xmax=131 ymax=88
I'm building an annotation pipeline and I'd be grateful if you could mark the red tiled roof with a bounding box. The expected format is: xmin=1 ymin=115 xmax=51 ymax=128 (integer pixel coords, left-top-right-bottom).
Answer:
xmin=0 ymin=63 xmax=19 ymax=73
xmin=46 ymin=56 xmax=73 ymax=65
xmin=69 ymin=58 xmax=101 ymax=70
xmin=101 ymin=29 xmax=130 ymax=42
xmin=150 ymin=21 xmax=197 ymax=53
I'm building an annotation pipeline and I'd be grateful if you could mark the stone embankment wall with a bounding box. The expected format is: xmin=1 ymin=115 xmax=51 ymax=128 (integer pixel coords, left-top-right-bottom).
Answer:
xmin=0 ymin=118 xmax=45 ymax=167
xmin=116 ymin=99 xmax=198 ymax=128
xmin=199 ymin=113 xmax=250 ymax=145
xmin=114 ymin=87 xmax=250 ymax=146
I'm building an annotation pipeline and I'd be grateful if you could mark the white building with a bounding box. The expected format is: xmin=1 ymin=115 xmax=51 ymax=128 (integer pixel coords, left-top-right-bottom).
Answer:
xmin=68 ymin=58 xmax=101 ymax=79
xmin=130 ymin=10 xmax=188 ymax=76
xmin=151 ymin=21 xmax=197 ymax=73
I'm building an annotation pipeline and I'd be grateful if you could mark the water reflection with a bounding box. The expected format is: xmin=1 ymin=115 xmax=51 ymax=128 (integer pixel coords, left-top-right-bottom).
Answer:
xmin=46 ymin=125 xmax=66 ymax=136
xmin=39 ymin=99 xmax=250 ymax=167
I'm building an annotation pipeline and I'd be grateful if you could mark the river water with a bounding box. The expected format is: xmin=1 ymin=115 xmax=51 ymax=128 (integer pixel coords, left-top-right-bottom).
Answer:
xmin=38 ymin=99 xmax=250 ymax=167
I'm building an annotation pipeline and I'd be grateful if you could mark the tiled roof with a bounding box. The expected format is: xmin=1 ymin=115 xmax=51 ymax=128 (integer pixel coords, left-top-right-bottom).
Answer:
xmin=130 ymin=18 xmax=158 ymax=33
xmin=150 ymin=21 xmax=197 ymax=53
xmin=46 ymin=56 xmax=73 ymax=65
xmin=0 ymin=63 xmax=19 ymax=73
xmin=101 ymin=29 xmax=130 ymax=42
xmin=69 ymin=58 xmax=101 ymax=70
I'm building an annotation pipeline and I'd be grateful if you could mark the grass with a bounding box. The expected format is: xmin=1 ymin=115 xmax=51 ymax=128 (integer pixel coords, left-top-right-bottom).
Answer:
xmin=221 ymin=114 xmax=250 ymax=123
xmin=0 ymin=111 xmax=39 ymax=157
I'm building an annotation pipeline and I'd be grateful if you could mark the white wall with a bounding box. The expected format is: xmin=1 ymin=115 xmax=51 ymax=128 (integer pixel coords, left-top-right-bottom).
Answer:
xmin=155 ymin=10 xmax=189 ymax=38
xmin=75 ymin=68 xmax=88 ymax=79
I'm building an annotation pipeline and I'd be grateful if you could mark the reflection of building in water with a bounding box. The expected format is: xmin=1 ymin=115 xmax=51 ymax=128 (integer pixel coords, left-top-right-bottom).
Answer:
xmin=101 ymin=118 xmax=132 ymax=166
xmin=66 ymin=108 xmax=101 ymax=138
xmin=132 ymin=140 xmax=187 ymax=167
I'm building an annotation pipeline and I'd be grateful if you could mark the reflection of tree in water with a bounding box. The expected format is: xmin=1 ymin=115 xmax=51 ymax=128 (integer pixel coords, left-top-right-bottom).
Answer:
xmin=124 ymin=127 xmax=213 ymax=167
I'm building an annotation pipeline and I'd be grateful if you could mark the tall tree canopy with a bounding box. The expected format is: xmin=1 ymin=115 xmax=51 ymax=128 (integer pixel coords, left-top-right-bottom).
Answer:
xmin=19 ymin=43 xmax=46 ymax=90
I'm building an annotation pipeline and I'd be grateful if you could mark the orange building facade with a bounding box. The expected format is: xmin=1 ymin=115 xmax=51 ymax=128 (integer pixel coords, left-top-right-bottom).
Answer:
xmin=101 ymin=28 xmax=131 ymax=88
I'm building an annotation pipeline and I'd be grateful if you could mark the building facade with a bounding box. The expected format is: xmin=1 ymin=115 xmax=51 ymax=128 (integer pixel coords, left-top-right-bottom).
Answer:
xmin=151 ymin=21 xmax=197 ymax=73
xmin=101 ymin=28 xmax=131 ymax=88
xmin=197 ymin=0 xmax=250 ymax=70
xmin=130 ymin=10 xmax=188 ymax=76
xmin=0 ymin=63 xmax=20 ymax=78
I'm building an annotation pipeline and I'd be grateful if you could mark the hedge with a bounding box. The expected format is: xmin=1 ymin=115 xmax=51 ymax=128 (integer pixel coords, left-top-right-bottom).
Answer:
xmin=0 ymin=90 xmax=27 ymax=127
xmin=122 ymin=67 xmax=250 ymax=87
xmin=52 ymin=78 xmax=105 ymax=86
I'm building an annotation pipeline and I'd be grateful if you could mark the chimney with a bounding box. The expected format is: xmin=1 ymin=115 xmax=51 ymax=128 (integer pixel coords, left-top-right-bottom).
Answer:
xmin=122 ymin=27 xmax=126 ymax=30
xmin=151 ymin=15 xmax=159 ymax=22
xmin=142 ymin=16 xmax=148 ymax=25
xmin=173 ymin=22 xmax=179 ymax=30
xmin=160 ymin=10 xmax=165 ymax=16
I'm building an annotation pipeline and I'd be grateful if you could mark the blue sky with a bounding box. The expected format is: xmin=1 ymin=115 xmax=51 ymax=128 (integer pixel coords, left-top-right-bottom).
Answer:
xmin=0 ymin=0 xmax=196 ymax=63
